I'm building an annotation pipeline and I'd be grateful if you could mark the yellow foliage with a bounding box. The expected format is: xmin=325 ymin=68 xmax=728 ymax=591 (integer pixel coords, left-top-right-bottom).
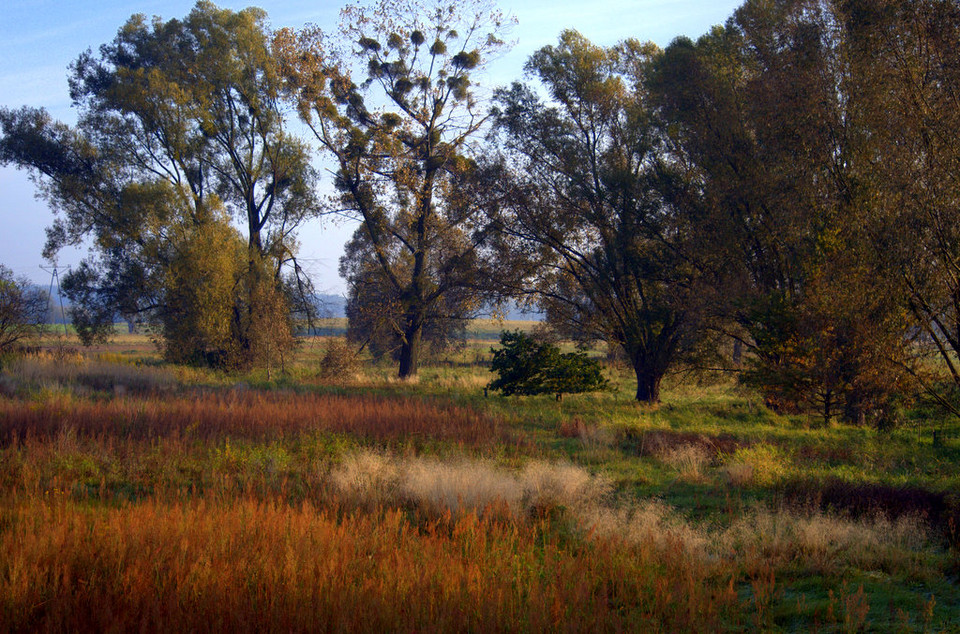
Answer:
xmin=164 ymin=215 xmax=246 ymax=365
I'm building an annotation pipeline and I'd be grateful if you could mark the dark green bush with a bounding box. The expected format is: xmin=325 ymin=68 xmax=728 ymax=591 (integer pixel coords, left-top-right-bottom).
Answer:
xmin=488 ymin=331 xmax=608 ymax=401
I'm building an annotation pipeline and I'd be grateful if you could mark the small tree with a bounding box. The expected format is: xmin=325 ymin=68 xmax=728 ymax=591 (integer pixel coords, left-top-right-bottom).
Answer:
xmin=488 ymin=331 xmax=608 ymax=401
xmin=0 ymin=265 xmax=48 ymax=354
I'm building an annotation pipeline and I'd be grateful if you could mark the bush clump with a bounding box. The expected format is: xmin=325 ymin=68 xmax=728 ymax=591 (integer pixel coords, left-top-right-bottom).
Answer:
xmin=488 ymin=331 xmax=608 ymax=401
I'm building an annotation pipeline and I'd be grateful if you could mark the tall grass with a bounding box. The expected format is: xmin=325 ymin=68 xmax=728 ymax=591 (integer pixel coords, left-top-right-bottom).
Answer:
xmin=0 ymin=391 xmax=506 ymax=446
xmin=0 ymin=496 xmax=739 ymax=632
xmin=1 ymin=354 xmax=178 ymax=395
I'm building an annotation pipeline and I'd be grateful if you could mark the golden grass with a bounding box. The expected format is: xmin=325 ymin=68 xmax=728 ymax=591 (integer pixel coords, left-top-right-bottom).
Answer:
xmin=656 ymin=443 xmax=713 ymax=481
xmin=0 ymin=496 xmax=739 ymax=632
xmin=330 ymin=451 xmax=612 ymax=518
xmin=718 ymin=507 xmax=934 ymax=580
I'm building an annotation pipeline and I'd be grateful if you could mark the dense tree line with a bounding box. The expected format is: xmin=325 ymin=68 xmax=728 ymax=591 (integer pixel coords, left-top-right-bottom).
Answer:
xmin=2 ymin=0 xmax=959 ymax=420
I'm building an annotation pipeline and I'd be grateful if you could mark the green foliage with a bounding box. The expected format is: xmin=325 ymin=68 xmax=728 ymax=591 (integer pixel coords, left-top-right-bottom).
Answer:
xmin=646 ymin=0 xmax=922 ymax=417
xmin=492 ymin=30 xmax=702 ymax=403
xmin=0 ymin=2 xmax=317 ymax=369
xmin=488 ymin=331 xmax=608 ymax=400
xmin=163 ymin=217 xmax=246 ymax=367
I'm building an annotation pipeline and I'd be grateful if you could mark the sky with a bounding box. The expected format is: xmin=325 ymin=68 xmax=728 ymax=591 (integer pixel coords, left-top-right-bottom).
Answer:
xmin=0 ymin=0 xmax=741 ymax=294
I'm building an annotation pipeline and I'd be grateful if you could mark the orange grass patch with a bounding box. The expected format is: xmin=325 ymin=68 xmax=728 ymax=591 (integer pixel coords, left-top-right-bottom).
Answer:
xmin=0 ymin=391 xmax=506 ymax=447
xmin=0 ymin=497 xmax=738 ymax=632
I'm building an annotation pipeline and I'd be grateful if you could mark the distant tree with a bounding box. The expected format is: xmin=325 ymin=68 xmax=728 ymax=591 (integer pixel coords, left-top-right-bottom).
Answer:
xmin=488 ymin=331 xmax=608 ymax=401
xmin=0 ymin=265 xmax=48 ymax=354
xmin=339 ymin=209 xmax=472 ymax=362
xmin=0 ymin=1 xmax=318 ymax=367
xmin=275 ymin=0 xmax=513 ymax=379
xmin=491 ymin=30 xmax=703 ymax=403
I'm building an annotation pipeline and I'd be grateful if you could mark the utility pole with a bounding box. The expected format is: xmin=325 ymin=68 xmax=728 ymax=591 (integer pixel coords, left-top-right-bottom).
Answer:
xmin=40 ymin=265 xmax=68 ymax=339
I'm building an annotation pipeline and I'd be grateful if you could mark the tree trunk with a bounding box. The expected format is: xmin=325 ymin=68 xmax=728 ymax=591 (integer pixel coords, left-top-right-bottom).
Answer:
xmin=398 ymin=320 xmax=423 ymax=379
xmin=633 ymin=362 xmax=662 ymax=404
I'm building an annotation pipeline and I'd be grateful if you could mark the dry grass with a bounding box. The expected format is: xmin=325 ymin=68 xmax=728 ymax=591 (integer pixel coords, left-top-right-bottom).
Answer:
xmin=0 ymin=391 xmax=506 ymax=447
xmin=718 ymin=507 xmax=934 ymax=580
xmin=0 ymin=496 xmax=739 ymax=632
xmin=656 ymin=443 xmax=713 ymax=480
xmin=558 ymin=417 xmax=616 ymax=449
xmin=1 ymin=354 xmax=178 ymax=395
xmin=0 ymin=380 xmax=953 ymax=630
xmin=330 ymin=450 xmax=612 ymax=518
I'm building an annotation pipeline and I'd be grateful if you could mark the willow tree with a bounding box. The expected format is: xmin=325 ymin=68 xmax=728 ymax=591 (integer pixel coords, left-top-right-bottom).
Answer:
xmin=491 ymin=31 xmax=702 ymax=403
xmin=841 ymin=0 xmax=960 ymax=410
xmin=276 ymin=0 xmax=512 ymax=378
xmin=647 ymin=0 xmax=914 ymax=421
xmin=0 ymin=1 xmax=317 ymax=366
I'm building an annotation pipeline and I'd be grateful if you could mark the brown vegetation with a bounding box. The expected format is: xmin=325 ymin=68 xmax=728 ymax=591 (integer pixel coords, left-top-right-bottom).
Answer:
xmin=0 ymin=391 xmax=506 ymax=447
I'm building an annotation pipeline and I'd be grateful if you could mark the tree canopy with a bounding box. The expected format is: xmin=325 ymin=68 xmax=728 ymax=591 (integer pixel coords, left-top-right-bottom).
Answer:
xmin=490 ymin=30 xmax=703 ymax=403
xmin=0 ymin=1 xmax=318 ymax=366
xmin=276 ymin=0 xmax=513 ymax=378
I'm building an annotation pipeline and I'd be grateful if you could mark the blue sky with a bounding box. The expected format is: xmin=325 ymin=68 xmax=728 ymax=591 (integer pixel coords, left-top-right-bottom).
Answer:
xmin=0 ymin=0 xmax=741 ymax=292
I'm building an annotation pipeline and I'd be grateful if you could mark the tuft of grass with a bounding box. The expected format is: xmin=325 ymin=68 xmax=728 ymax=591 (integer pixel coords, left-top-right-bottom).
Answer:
xmin=723 ymin=443 xmax=791 ymax=487
xmin=657 ymin=443 xmax=713 ymax=481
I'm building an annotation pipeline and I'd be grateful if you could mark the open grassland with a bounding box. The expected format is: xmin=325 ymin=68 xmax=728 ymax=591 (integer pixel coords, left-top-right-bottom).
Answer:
xmin=0 ymin=335 xmax=958 ymax=631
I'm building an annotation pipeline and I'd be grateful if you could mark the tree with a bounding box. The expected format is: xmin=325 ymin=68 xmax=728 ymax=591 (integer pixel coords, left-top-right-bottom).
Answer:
xmin=488 ymin=330 xmax=608 ymax=401
xmin=341 ymin=232 xmax=470 ymax=361
xmin=0 ymin=266 xmax=48 ymax=354
xmin=162 ymin=212 xmax=247 ymax=366
xmin=490 ymin=31 xmax=702 ymax=403
xmin=0 ymin=1 xmax=318 ymax=367
xmin=839 ymin=0 xmax=960 ymax=414
xmin=647 ymin=0 xmax=915 ymax=421
xmin=275 ymin=0 xmax=512 ymax=378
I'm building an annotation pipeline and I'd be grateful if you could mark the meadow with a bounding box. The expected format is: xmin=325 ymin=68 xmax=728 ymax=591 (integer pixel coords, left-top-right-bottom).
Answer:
xmin=0 ymin=331 xmax=958 ymax=631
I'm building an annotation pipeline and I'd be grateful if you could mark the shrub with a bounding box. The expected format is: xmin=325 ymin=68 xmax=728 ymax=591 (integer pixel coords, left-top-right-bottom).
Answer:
xmin=723 ymin=443 xmax=791 ymax=487
xmin=317 ymin=338 xmax=360 ymax=381
xmin=488 ymin=331 xmax=608 ymax=401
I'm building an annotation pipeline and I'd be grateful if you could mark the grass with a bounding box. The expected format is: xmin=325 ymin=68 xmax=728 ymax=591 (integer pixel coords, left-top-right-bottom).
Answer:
xmin=0 ymin=330 xmax=958 ymax=631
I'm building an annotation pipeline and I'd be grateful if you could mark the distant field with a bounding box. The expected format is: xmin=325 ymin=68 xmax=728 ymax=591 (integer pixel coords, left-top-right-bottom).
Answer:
xmin=301 ymin=317 xmax=539 ymax=340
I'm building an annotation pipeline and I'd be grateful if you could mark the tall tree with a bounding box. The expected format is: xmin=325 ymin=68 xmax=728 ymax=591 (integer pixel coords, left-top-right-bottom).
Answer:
xmin=0 ymin=1 xmax=318 ymax=366
xmin=275 ymin=0 xmax=512 ymax=378
xmin=491 ymin=30 xmax=700 ymax=403
xmin=647 ymin=0 xmax=914 ymax=421
xmin=841 ymin=0 xmax=960 ymax=409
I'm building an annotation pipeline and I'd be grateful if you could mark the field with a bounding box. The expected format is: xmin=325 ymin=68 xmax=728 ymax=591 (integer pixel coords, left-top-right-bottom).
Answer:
xmin=1 ymin=331 xmax=958 ymax=631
